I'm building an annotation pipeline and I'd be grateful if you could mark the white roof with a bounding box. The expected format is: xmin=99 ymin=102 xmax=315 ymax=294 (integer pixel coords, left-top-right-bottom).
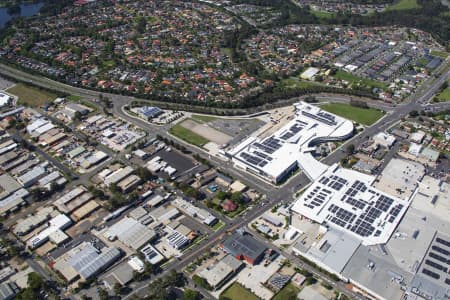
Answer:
xmin=105 ymin=217 xmax=156 ymax=250
xmin=229 ymin=102 xmax=353 ymax=182
xmin=300 ymin=67 xmax=320 ymax=79
xmin=292 ymin=164 xmax=409 ymax=246
xmin=408 ymin=142 xmax=422 ymax=156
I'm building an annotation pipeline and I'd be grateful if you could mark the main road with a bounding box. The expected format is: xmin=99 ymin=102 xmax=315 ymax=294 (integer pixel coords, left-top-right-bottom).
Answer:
xmin=0 ymin=61 xmax=449 ymax=299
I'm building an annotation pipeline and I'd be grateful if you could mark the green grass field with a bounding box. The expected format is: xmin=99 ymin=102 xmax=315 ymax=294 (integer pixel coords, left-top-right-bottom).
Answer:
xmin=320 ymin=103 xmax=385 ymax=126
xmin=431 ymin=50 xmax=449 ymax=59
xmin=334 ymin=70 xmax=387 ymax=90
xmin=386 ymin=0 xmax=420 ymax=11
xmin=169 ymin=122 xmax=209 ymax=147
xmin=272 ymin=283 xmax=301 ymax=300
xmin=6 ymin=83 xmax=57 ymax=107
xmin=221 ymin=283 xmax=259 ymax=300
xmin=66 ymin=95 xmax=83 ymax=101
xmin=310 ymin=9 xmax=334 ymax=20
xmin=435 ymin=87 xmax=450 ymax=102
xmin=278 ymin=77 xmax=326 ymax=90
xmin=191 ymin=114 xmax=218 ymax=123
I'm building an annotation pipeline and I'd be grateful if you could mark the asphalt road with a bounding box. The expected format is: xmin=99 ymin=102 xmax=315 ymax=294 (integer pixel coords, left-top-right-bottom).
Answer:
xmin=0 ymin=59 xmax=449 ymax=300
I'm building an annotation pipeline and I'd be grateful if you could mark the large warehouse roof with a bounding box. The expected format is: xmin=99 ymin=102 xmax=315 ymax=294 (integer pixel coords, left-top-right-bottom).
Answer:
xmin=291 ymin=164 xmax=409 ymax=246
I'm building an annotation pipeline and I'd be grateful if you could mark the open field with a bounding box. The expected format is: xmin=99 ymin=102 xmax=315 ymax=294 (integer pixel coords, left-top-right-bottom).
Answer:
xmin=6 ymin=83 xmax=57 ymax=107
xmin=169 ymin=123 xmax=210 ymax=147
xmin=434 ymin=87 xmax=450 ymax=102
xmin=278 ymin=77 xmax=326 ymax=90
xmin=181 ymin=119 xmax=232 ymax=145
xmin=221 ymin=282 xmax=259 ymax=300
xmin=66 ymin=95 xmax=83 ymax=101
xmin=334 ymin=70 xmax=387 ymax=90
xmin=320 ymin=103 xmax=385 ymax=126
xmin=386 ymin=0 xmax=420 ymax=11
xmin=272 ymin=283 xmax=301 ymax=300
xmin=310 ymin=9 xmax=334 ymax=20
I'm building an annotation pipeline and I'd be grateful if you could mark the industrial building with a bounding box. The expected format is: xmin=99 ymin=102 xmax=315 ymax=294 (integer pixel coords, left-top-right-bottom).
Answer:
xmin=26 ymin=214 xmax=72 ymax=249
xmin=140 ymin=244 xmax=165 ymax=265
xmin=198 ymin=255 xmax=244 ymax=290
xmin=227 ymin=102 xmax=354 ymax=183
xmin=104 ymin=217 xmax=157 ymax=250
xmin=55 ymin=242 xmax=122 ymax=281
xmin=221 ymin=231 xmax=266 ymax=265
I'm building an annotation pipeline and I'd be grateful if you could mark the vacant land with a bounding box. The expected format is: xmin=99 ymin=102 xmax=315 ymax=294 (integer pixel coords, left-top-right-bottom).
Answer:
xmin=334 ymin=70 xmax=387 ymax=90
xmin=221 ymin=283 xmax=259 ymax=300
xmin=181 ymin=119 xmax=232 ymax=145
xmin=272 ymin=283 xmax=301 ymax=300
xmin=320 ymin=103 xmax=385 ymax=126
xmin=386 ymin=0 xmax=420 ymax=11
xmin=435 ymin=87 xmax=450 ymax=102
xmin=169 ymin=123 xmax=209 ymax=147
xmin=6 ymin=83 xmax=57 ymax=107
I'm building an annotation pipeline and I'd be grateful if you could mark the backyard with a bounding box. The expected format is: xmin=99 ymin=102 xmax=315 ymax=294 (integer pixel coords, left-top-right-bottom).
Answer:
xmin=272 ymin=283 xmax=301 ymax=300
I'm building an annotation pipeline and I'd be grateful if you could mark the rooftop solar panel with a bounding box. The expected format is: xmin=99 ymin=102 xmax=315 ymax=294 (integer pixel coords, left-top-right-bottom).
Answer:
xmin=424 ymin=259 xmax=447 ymax=272
xmin=428 ymin=252 xmax=449 ymax=265
xmin=436 ymin=237 xmax=450 ymax=248
xmin=422 ymin=268 xmax=440 ymax=280
xmin=432 ymin=245 xmax=450 ymax=256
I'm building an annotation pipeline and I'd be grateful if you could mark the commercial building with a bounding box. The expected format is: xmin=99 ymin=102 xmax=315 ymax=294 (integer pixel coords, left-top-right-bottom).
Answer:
xmin=62 ymin=242 xmax=122 ymax=280
xmin=0 ymin=92 xmax=13 ymax=107
xmin=300 ymin=67 xmax=320 ymax=80
xmin=198 ymin=255 xmax=244 ymax=290
xmin=227 ymin=102 xmax=353 ymax=183
xmin=0 ymin=188 xmax=28 ymax=216
xmin=373 ymin=132 xmax=396 ymax=148
xmin=17 ymin=166 xmax=46 ymax=187
xmin=140 ymin=244 xmax=165 ymax=265
xmin=103 ymin=166 xmax=134 ymax=186
xmin=26 ymin=214 xmax=72 ymax=249
xmin=221 ymin=231 xmax=266 ymax=265
xmin=137 ymin=106 xmax=162 ymax=121
xmin=104 ymin=217 xmax=156 ymax=250
xmin=14 ymin=207 xmax=54 ymax=236
xmin=0 ymin=282 xmax=19 ymax=300
xmin=292 ymin=164 xmax=408 ymax=246
xmin=292 ymin=229 xmax=360 ymax=279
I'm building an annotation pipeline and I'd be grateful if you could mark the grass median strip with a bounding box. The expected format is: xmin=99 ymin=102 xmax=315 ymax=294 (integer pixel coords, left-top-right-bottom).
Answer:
xmin=320 ymin=103 xmax=385 ymax=126
xmin=169 ymin=122 xmax=209 ymax=147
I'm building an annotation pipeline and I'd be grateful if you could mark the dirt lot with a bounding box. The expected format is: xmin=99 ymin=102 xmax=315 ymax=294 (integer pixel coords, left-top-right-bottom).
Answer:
xmin=181 ymin=119 xmax=232 ymax=145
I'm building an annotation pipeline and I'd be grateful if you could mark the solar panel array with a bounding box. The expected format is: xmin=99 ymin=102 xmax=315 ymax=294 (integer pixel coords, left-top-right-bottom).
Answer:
xmin=304 ymin=173 xmax=407 ymax=241
xmin=302 ymin=110 xmax=337 ymax=126
xmin=280 ymin=121 xmax=307 ymax=141
xmin=419 ymin=235 xmax=450 ymax=285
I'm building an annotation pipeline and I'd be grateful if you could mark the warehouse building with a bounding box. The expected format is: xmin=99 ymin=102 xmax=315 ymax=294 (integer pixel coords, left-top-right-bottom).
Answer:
xmin=27 ymin=214 xmax=72 ymax=249
xmin=140 ymin=244 xmax=165 ymax=265
xmin=103 ymin=166 xmax=134 ymax=186
xmin=221 ymin=231 xmax=266 ymax=265
xmin=0 ymin=188 xmax=28 ymax=216
xmin=198 ymin=255 xmax=244 ymax=290
xmin=104 ymin=217 xmax=156 ymax=250
xmin=56 ymin=242 xmax=122 ymax=281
